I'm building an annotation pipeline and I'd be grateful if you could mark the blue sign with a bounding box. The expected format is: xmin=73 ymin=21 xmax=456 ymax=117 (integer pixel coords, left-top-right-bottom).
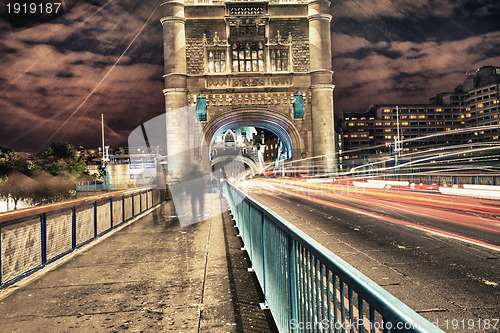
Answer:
xmin=196 ymin=94 xmax=207 ymax=121
xmin=293 ymin=91 xmax=305 ymax=119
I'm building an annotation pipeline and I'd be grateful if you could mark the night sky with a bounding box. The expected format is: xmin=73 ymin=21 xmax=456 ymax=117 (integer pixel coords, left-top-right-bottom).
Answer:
xmin=1 ymin=0 xmax=499 ymax=153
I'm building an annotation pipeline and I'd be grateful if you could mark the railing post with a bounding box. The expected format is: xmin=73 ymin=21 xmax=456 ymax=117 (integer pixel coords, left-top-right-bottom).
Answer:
xmin=110 ymin=198 xmax=113 ymax=229
xmin=288 ymin=235 xmax=299 ymax=332
xmin=261 ymin=211 xmax=267 ymax=304
xmin=0 ymin=225 xmax=3 ymax=285
xmin=41 ymin=213 xmax=47 ymax=265
xmin=140 ymin=191 xmax=142 ymax=213
xmin=132 ymin=195 xmax=135 ymax=217
xmin=72 ymin=207 xmax=76 ymax=249
xmin=93 ymin=202 xmax=98 ymax=238
xmin=122 ymin=196 xmax=125 ymax=222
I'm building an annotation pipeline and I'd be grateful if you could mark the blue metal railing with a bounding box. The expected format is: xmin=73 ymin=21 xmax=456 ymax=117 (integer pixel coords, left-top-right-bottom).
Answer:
xmin=223 ymin=182 xmax=443 ymax=333
xmin=0 ymin=188 xmax=164 ymax=290
xmin=76 ymin=181 xmax=116 ymax=191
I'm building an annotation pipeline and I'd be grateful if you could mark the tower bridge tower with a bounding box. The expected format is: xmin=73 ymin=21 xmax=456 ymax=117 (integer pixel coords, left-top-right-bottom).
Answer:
xmin=160 ymin=0 xmax=337 ymax=174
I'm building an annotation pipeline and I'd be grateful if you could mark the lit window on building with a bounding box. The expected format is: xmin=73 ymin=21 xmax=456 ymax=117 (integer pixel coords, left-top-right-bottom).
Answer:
xmin=232 ymin=42 xmax=264 ymax=72
xmin=384 ymin=135 xmax=392 ymax=139
xmin=384 ymin=116 xmax=391 ymax=119
xmin=383 ymin=109 xmax=391 ymax=113
xmin=270 ymin=49 xmax=288 ymax=71
xmin=375 ymin=122 xmax=382 ymax=126
xmin=384 ymin=129 xmax=391 ymax=132
xmin=348 ymin=123 xmax=355 ymax=126
xmin=208 ymin=50 xmax=226 ymax=73
xmin=402 ymin=122 xmax=409 ymax=125
xmin=436 ymin=108 xmax=443 ymax=112
xmin=419 ymin=115 xmax=426 ymax=119
xmin=410 ymin=115 xmax=417 ymax=119
xmin=478 ymin=103 xmax=483 ymax=108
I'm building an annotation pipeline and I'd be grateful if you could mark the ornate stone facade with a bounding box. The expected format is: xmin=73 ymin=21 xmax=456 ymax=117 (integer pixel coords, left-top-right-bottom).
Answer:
xmin=161 ymin=0 xmax=337 ymax=171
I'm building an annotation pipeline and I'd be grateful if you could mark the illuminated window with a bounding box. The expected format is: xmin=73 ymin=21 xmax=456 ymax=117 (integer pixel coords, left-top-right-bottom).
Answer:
xmin=383 ymin=109 xmax=391 ymax=113
xmin=351 ymin=134 xmax=358 ymax=138
xmin=270 ymin=49 xmax=289 ymax=71
xmin=384 ymin=135 xmax=392 ymax=139
xmin=478 ymin=103 xmax=483 ymax=108
xmin=348 ymin=123 xmax=355 ymax=126
xmin=357 ymin=123 xmax=365 ymax=126
xmin=435 ymin=108 xmax=442 ymax=112
xmin=445 ymin=128 xmax=451 ymax=131
xmin=208 ymin=50 xmax=226 ymax=73
xmin=232 ymin=42 xmax=264 ymax=72
xmin=460 ymin=114 xmax=465 ymax=118
xmin=384 ymin=129 xmax=391 ymax=132
xmin=384 ymin=122 xmax=391 ymax=125
xmin=410 ymin=115 xmax=417 ymax=119
xmin=466 ymin=107 xmax=471 ymax=111
xmin=402 ymin=122 xmax=409 ymax=125
xmin=419 ymin=115 xmax=426 ymax=119
xmin=375 ymin=122 xmax=382 ymax=126
xmin=384 ymin=116 xmax=391 ymax=119
xmin=343 ymin=134 xmax=348 ymax=138
xmin=466 ymin=114 xmax=471 ymax=117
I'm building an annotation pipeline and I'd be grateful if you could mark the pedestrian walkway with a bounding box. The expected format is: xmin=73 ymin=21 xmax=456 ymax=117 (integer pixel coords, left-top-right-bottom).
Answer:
xmin=0 ymin=194 xmax=276 ymax=332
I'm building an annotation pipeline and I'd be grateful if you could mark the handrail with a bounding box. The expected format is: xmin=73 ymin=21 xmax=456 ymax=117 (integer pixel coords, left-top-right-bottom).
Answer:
xmin=223 ymin=181 xmax=443 ymax=333
xmin=0 ymin=188 xmax=151 ymax=224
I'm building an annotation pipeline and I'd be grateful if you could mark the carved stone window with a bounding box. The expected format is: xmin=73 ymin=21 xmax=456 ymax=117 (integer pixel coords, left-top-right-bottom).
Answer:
xmin=270 ymin=49 xmax=288 ymax=72
xmin=232 ymin=42 xmax=264 ymax=72
xmin=208 ymin=49 xmax=226 ymax=73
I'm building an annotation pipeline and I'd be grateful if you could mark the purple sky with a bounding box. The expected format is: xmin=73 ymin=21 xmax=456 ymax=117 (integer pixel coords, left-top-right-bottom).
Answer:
xmin=1 ymin=0 xmax=499 ymax=153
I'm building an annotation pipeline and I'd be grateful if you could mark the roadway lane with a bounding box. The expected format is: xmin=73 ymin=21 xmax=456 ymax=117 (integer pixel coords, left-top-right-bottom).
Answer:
xmin=239 ymin=179 xmax=500 ymax=333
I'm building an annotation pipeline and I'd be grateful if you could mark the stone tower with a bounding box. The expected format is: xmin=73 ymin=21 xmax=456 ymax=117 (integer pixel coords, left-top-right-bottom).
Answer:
xmin=160 ymin=0 xmax=337 ymax=174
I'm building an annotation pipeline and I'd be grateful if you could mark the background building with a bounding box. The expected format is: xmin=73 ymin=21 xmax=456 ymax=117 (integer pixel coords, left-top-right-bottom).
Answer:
xmin=340 ymin=66 xmax=500 ymax=169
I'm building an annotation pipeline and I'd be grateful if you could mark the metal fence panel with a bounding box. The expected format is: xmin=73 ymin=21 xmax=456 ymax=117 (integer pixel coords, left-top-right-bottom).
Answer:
xmin=124 ymin=196 xmax=133 ymax=221
xmin=133 ymin=194 xmax=140 ymax=216
xmin=46 ymin=209 xmax=73 ymax=261
xmin=75 ymin=204 xmax=94 ymax=246
xmin=113 ymin=197 xmax=123 ymax=226
xmin=96 ymin=201 xmax=111 ymax=235
xmin=1 ymin=216 xmax=41 ymax=284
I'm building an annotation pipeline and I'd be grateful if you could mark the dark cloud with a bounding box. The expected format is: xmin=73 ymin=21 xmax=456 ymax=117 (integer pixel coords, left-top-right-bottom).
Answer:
xmin=0 ymin=0 xmax=499 ymax=152
xmin=0 ymin=0 xmax=163 ymax=153
xmin=331 ymin=0 xmax=500 ymax=115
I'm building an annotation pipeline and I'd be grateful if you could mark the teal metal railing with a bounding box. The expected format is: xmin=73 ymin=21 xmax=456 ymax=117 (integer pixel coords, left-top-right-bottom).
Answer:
xmin=76 ymin=181 xmax=116 ymax=191
xmin=223 ymin=182 xmax=443 ymax=333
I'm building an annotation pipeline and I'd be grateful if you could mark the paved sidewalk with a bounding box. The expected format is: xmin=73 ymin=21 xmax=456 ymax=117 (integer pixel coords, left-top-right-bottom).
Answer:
xmin=0 ymin=195 xmax=276 ymax=332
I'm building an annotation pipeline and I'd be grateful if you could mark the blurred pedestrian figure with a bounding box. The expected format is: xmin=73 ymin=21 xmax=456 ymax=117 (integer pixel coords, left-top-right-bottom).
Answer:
xmin=183 ymin=162 xmax=206 ymax=221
